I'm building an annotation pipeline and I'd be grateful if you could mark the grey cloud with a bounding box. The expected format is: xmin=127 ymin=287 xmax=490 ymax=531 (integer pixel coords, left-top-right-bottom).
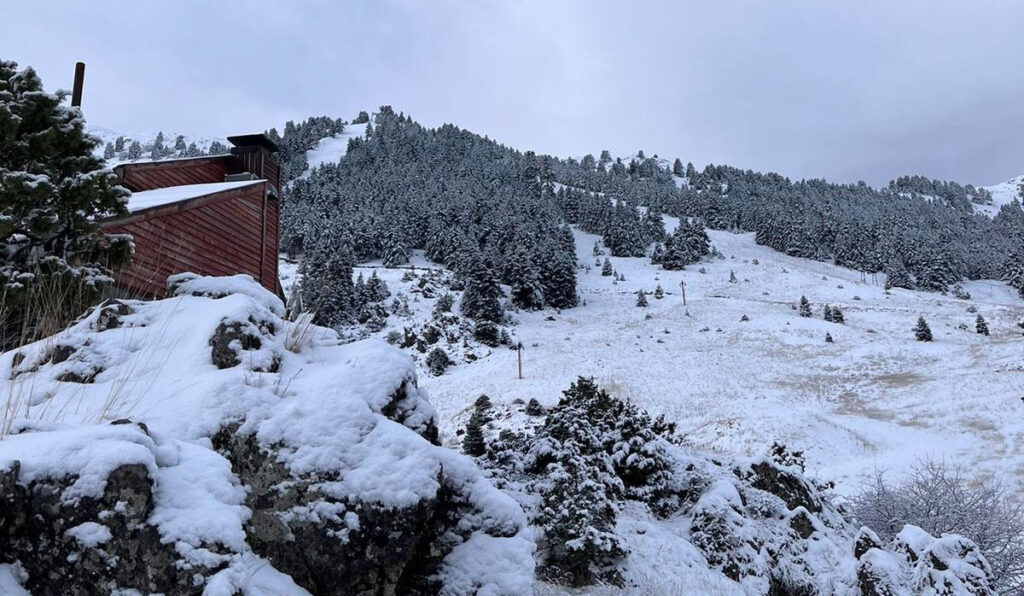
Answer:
xmin=6 ymin=0 xmax=1023 ymax=186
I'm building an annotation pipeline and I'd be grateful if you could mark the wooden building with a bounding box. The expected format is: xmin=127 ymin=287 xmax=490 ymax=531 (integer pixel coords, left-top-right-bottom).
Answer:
xmin=101 ymin=134 xmax=282 ymax=298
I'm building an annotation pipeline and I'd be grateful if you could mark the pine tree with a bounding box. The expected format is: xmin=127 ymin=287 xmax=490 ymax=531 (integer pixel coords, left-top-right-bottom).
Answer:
xmin=825 ymin=332 xmax=833 ymax=343
xmin=127 ymin=140 xmax=142 ymax=160
xmin=672 ymin=158 xmax=684 ymax=177
xmin=539 ymin=234 xmax=579 ymax=309
xmin=640 ymin=210 xmax=666 ymax=243
xmin=207 ymin=140 xmax=227 ymax=155
xmin=353 ymin=272 xmax=367 ymax=305
xmin=636 ymin=290 xmax=648 ymax=307
xmin=601 ymin=258 xmax=613 ymax=276
xmin=103 ymin=142 xmax=116 ymax=160
xmin=151 ymin=131 xmax=165 ymax=159
xmin=823 ymin=304 xmax=833 ymax=322
xmin=0 ymin=60 xmax=132 ymax=350
xmin=460 ymin=252 xmax=505 ymax=322
xmin=533 ymin=378 xmax=627 ymax=585
xmin=365 ymin=271 xmax=390 ymax=302
xmin=462 ymin=417 xmax=485 ymax=456
xmin=352 ymin=110 xmax=370 ymax=124
xmin=799 ymin=295 xmax=812 ymax=317
xmin=173 ymin=134 xmax=187 ymax=154
xmin=426 ymin=347 xmax=452 ymax=376
xmin=525 ymin=398 xmax=545 ymax=416
xmin=884 ymin=257 xmax=914 ymax=290
xmin=433 ymin=292 xmax=455 ymax=315
xmin=976 ymin=314 xmax=989 ymax=336
xmin=729 ymin=270 xmax=738 ymax=283
xmin=831 ymin=306 xmax=845 ymax=324
xmin=507 ymin=241 xmax=544 ymax=310
xmin=661 ymin=220 xmax=710 ymax=270
xmin=914 ymin=316 xmax=933 ymax=341
xmin=299 ymin=231 xmax=356 ymax=327
xmin=649 ymin=242 xmax=664 ymax=265
xmin=1001 ymin=249 xmax=1024 ymax=298
xmin=114 ymin=135 xmax=125 ymax=152
xmin=653 ymin=284 xmax=664 ymax=299
xmin=472 ymin=394 xmax=493 ymax=424
xmin=382 ymin=234 xmax=410 ymax=268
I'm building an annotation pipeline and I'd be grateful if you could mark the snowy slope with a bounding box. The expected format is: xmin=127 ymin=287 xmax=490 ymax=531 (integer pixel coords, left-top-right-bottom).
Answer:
xmin=979 ymin=174 xmax=1024 ymax=216
xmin=281 ymin=221 xmax=1024 ymax=590
xmin=301 ymin=122 xmax=369 ymax=177
xmin=428 ymin=219 xmax=1024 ymax=496
xmin=316 ymin=219 xmax=1024 ymax=504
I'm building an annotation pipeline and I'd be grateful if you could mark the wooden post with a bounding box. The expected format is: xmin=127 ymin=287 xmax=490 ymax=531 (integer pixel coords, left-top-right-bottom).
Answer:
xmin=71 ymin=62 xmax=85 ymax=108
xmin=680 ymin=280 xmax=687 ymax=306
xmin=517 ymin=343 xmax=523 ymax=379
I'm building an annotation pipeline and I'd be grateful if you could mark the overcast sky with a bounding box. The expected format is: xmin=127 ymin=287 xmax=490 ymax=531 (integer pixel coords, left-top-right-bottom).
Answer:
xmin=7 ymin=0 xmax=1024 ymax=186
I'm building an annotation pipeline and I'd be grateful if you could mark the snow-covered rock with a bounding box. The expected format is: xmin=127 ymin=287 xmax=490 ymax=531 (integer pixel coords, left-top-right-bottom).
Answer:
xmin=0 ymin=274 xmax=533 ymax=594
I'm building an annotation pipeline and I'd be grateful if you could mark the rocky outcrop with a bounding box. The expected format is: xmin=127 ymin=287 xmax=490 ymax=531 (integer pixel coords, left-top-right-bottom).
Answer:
xmin=684 ymin=457 xmax=997 ymax=595
xmin=0 ymin=274 xmax=533 ymax=594
xmin=0 ymin=425 xmax=232 ymax=595
xmin=212 ymin=425 xmax=517 ymax=595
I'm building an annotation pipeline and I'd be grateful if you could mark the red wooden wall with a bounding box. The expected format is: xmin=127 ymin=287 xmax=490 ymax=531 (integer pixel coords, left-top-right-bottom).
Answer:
xmin=115 ymin=156 xmax=234 ymax=192
xmin=116 ymin=151 xmax=280 ymax=195
xmin=102 ymin=182 xmax=279 ymax=298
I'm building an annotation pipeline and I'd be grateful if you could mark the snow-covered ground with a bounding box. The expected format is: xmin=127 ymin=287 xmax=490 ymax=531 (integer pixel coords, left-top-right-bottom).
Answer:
xmin=330 ymin=216 xmax=1024 ymax=503
xmin=301 ymin=122 xmax=369 ymax=177
xmin=980 ymin=174 xmax=1024 ymax=216
xmin=278 ymin=217 xmax=1024 ymax=590
xmin=432 ymin=219 xmax=1024 ymax=497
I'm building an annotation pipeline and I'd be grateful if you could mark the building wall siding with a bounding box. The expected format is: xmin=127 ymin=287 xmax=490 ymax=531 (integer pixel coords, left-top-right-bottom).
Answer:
xmin=102 ymin=183 xmax=279 ymax=298
xmin=116 ymin=157 xmax=234 ymax=192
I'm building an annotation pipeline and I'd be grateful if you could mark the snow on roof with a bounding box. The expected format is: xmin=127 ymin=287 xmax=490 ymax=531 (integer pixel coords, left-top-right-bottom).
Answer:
xmin=124 ymin=179 xmax=264 ymax=213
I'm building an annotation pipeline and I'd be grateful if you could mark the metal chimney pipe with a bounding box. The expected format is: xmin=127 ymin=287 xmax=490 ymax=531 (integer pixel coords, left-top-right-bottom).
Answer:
xmin=71 ymin=62 xmax=85 ymax=107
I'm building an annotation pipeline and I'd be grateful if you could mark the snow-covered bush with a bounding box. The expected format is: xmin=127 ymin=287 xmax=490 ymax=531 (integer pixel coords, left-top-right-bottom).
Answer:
xmin=851 ymin=459 xmax=1024 ymax=594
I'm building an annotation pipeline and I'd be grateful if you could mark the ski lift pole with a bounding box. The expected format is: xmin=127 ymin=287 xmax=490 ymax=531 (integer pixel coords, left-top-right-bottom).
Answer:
xmin=517 ymin=342 xmax=523 ymax=380
xmin=680 ymin=279 xmax=687 ymax=306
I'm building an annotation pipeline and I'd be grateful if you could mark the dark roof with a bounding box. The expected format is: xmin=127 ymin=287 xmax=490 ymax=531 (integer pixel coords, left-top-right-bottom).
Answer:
xmin=227 ymin=133 xmax=279 ymax=153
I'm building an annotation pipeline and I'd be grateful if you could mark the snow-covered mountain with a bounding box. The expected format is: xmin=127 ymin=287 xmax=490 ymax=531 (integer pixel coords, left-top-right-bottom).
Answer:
xmin=279 ymin=209 xmax=1023 ymax=593
xmin=6 ymin=113 xmax=1016 ymax=594
xmin=980 ymin=174 xmax=1024 ymax=216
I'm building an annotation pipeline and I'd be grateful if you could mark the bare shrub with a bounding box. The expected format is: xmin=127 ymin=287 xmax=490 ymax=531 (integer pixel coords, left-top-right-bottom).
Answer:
xmin=851 ymin=458 xmax=1024 ymax=594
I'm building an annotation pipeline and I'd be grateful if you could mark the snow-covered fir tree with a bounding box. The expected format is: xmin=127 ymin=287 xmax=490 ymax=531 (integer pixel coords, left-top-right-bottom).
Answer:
xmin=799 ymin=295 xmax=812 ymax=317
xmin=636 ymin=289 xmax=648 ymax=307
xmin=298 ymin=229 xmax=356 ymax=327
xmin=976 ymin=314 xmax=989 ymax=336
xmin=914 ymin=316 xmax=933 ymax=341
xmin=460 ymin=251 xmax=505 ymax=323
xmin=0 ymin=60 xmax=131 ymax=350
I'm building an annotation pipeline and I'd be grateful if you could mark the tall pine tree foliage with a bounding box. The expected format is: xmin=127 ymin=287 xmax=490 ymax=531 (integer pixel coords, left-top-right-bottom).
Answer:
xmin=0 ymin=59 xmax=132 ymax=349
